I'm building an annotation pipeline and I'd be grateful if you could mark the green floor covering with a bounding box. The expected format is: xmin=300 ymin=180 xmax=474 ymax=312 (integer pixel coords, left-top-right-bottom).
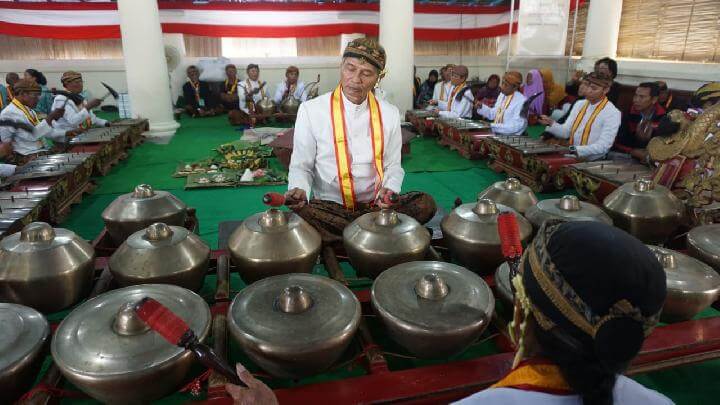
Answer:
xmin=55 ymin=113 xmax=719 ymax=404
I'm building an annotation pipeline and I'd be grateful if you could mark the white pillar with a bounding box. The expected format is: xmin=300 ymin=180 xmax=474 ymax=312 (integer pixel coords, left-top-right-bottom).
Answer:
xmin=117 ymin=0 xmax=179 ymax=143
xmin=379 ymin=0 xmax=414 ymax=112
xmin=582 ymin=0 xmax=623 ymax=59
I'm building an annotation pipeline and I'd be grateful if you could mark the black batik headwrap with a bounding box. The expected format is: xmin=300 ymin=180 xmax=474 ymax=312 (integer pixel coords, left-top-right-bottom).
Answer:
xmin=519 ymin=220 xmax=666 ymax=369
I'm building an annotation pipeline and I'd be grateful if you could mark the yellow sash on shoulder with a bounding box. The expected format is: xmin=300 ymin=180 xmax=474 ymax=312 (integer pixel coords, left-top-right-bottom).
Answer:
xmin=447 ymin=82 xmax=466 ymax=111
xmin=11 ymin=98 xmax=40 ymax=126
xmin=569 ymin=98 xmax=609 ymax=146
xmin=494 ymin=93 xmax=515 ymax=124
xmin=330 ymin=85 xmax=385 ymax=210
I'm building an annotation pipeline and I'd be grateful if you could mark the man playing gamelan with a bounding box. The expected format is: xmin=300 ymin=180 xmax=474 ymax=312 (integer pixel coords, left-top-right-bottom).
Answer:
xmin=435 ymin=65 xmax=473 ymax=119
xmin=51 ymin=71 xmax=109 ymax=133
xmin=0 ymin=80 xmax=68 ymax=165
xmin=428 ymin=64 xmax=455 ymax=109
xmin=285 ymin=38 xmax=436 ymax=243
xmin=476 ymin=71 xmax=528 ymax=136
xmin=539 ymin=73 xmax=621 ymax=161
xmin=238 ymin=64 xmax=267 ymax=115
xmin=273 ymin=66 xmax=307 ymax=106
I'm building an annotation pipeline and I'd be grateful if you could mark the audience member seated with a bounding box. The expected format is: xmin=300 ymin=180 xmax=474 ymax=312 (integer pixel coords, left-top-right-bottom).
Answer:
xmin=656 ymin=80 xmax=681 ymax=111
xmin=413 ymin=65 xmax=422 ymax=108
xmin=613 ymin=82 xmax=666 ymax=163
xmin=23 ymin=69 xmax=52 ymax=115
xmin=523 ymin=69 xmax=545 ymax=121
xmin=1 ymin=79 xmax=68 ymax=165
xmin=539 ymin=73 xmax=620 ymax=161
xmin=435 ymin=65 xmax=473 ymax=119
xmin=476 ymin=71 xmax=527 ymax=136
xmin=567 ymin=57 xmax=620 ymax=104
xmin=540 ymin=68 xmax=566 ymax=112
xmin=182 ymin=65 xmax=219 ymax=118
xmin=475 ymin=74 xmax=501 ymax=108
xmin=52 ymin=71 xmax=109 ymax=132
xmin=219 ymin=64 xmax=240 ymax=112
xmin=273 ymin=66 xmax=306 ymax=106
xmin=238 ymin=64 xmax=267 ymax=115
xmin=415 ymin=69 xmax=438 ymax=109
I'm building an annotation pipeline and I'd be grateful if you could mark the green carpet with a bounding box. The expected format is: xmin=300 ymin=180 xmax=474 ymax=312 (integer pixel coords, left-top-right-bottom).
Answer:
xmin=54 ymin=114 xmax=719 ymax=404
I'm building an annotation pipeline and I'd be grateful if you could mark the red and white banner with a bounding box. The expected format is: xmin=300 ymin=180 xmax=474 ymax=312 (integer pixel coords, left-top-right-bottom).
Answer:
xmin=0 ymin=2 xmax=519 ymax=41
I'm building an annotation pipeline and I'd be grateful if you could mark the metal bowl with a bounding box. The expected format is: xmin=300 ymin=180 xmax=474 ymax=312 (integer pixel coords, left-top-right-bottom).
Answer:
xmin=525 ymin=195 xmax=612 ymax=229
xmin=228 ymin=273 xmax=360 ymax=378
xmin=344 ymin=209 xmax=430 ymax=278
xmin=687 ymin=224 xmax=720 ymax=273
xmin=478 ymin=177 xmax=538 ymax=214
xmin=648 ymin=245 xmax=720 ymax=322
xmin=372 ymin=261 xmax=494 ymax=358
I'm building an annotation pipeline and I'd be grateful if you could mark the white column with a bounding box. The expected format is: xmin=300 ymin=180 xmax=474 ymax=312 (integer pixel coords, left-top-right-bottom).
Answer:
xmin=117 ymin=0 xmax=179 ymax=143
xmin=582 ymin=0 xmax=623 ymax=59
xmin=379 ymin=0 xmax=414 ymax=112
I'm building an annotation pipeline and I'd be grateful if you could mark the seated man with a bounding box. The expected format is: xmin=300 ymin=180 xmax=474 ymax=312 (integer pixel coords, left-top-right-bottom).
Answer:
xmin=539 ymin=73 xmax=621 ymax=161
xmin=273 ymin=66 xmax=306 ymax=106
xmin=225 ymin=221 xmax=671 ymax=405
xmin=238 ymin=64 xmax=267 ymax=115
xmin=1 ymin=72 xmax=19 ymax=110
xmin=284 ymin=38 xmax=436 ymax=244
xmin=1 ymin=79 xmax=67 ymax=165
xmin=436 ymin=65 xmax=473 ymax=119
xmin=181 ymin=65 xmax=218 ymax=118
xmin=52 ymin=71 xmax=109 ymax=132
xmin=427 ymin=64 xmax=454 ymax=110
xmin=220 ymin=64 xmax=240 ymax=112
xmin=614 ymin=82 xmax=666 ymax=162
xmin=476 ymin=71 xmax=527 ymax=136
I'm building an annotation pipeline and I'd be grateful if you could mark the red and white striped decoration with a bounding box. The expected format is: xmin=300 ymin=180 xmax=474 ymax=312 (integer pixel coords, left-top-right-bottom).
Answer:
xmin=0 ymin=2 xmax=519 ymax=41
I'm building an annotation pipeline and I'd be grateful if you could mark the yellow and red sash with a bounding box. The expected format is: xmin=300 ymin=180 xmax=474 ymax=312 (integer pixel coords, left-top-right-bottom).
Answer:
xmin=330 ymin=85 xmax=384 ymax=210
xmin=447 ymin=82 xmax=466 ymax=111
xmin=663 ymin=94 xmax=673 ymax=110
xmin=569 ymin=98 xmax=609 ymax=146
xmin=494 ymin=93 xmax=515 ymax=124
xmin=189 ymin=80 xmax=201 ymax=102
xmin=439 ymin=81 xmax=447 ymax=101
xmin=225 ymin=78 xmax=238 ymax=95
xmin=11 ymin=98 xmax=40 ymax=126
xmin=491 ymin=360 xmax=572 ymax=395
xmin=7 ymin=87 xmax=14 ymax=102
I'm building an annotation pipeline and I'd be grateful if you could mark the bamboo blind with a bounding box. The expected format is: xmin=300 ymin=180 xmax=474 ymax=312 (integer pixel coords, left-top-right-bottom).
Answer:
xmin=184 ymin=35 xmax=222 ymax=58
xmin=617 ymin=0 xmax=720 ymax=63
xmin=565 ymin=1 xmax=588 ymax=56
xmin=0 ymin=35 xmax=123 ymax=60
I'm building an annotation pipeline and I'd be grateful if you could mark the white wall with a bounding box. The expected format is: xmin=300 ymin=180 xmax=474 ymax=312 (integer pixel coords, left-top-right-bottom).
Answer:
xmin=1 ymin=55 xmax=717 ymax=108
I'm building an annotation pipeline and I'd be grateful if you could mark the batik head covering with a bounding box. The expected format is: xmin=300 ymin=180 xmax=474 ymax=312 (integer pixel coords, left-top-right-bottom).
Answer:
xmin=61 ymin=71 xmax=83 ymax=85
xmin=583 ymin=72 xmax=612 ymax=88
xmin=693 ymin=82 xmax=720 ymax=107
xmin=518 ymin=220 xmax=666 ymax=369
xmin=343 ymin=37 xmax=387 ymax=72
xmin=523 ymin=69 xmax=545 ymax=115
xmin=13 ymin=79 xmax=41 ymax=94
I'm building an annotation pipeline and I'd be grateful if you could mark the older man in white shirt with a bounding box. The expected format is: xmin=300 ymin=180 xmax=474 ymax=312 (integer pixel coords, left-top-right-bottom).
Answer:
xmin=539 ymin=73 xmax=621 ymax=161
xmin=0 ymin=79 xmax=67 ymax=165
xmin=238 ymin=64 xmax=268 ymax=114
xmin=284 ymin=38 xmax=436 ymax=243
xmin=273 ymin=65 xmax=307 ymax=105
xmin=428 ymin=64 xmax=455 ymax=110
xmin=477 ymin=71 xmax=528 ymax=136
xmin=435 ymin=65 xmax=474 ymax=119
xmin=51 ymin=71 xmax=108 ymax=133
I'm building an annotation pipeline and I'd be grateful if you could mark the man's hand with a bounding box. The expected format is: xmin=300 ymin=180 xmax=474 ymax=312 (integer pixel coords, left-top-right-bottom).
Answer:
xmin=0 ymin=142 xmax=12 ymax=159
xmin=428 ymin=99 xmax=438 ymax=106
xmin=571 ymin=70 xmax=584 ymax=82
xmin=630 ymin=148 xmax=650 ymax=162
xmin=225 ymin=364 xmax=278 ymax=405
xmin=538 ymin=115 xmax=554 ymax=126
xmin=46 ymin=107 xmax=65 ymax=123
xmin=284 ymin=187 xmax=307 ymax=208
xmin=375 ymin=188 xmax=397 ymax=209
xmin=85 ymin=98 xmax=103 ymax=110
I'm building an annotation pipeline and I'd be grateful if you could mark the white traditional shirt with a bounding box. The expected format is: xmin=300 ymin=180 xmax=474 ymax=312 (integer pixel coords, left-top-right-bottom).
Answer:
xmin=288 ymin=90 xmax=404 ymax=205
xmin=273 ymin=80 xmax=307 ymax=105
xmin=439 ymin=86 xmax=474 ymax=119
xmin=453 ymin=375 xmax=673 ymax=405
xmin=478 ymin=91 xmax=528 ymax=136
xmin=545 ymin=98 xmax=621 ymax=161
xmin=51 ymin=95 xmax=108 ymax=132
xmin=238 ymin=79 xmax=267 ymax=114
xmin=432 ymin=80 xmax=454 ymax=105
xmin=0 ymin=100 xmax=66 ymax=155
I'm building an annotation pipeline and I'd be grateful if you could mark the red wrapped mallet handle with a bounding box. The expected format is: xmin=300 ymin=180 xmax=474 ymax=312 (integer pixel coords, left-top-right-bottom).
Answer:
xmin=377 ymin=191 xmax=399 ymax=206
xmin=497 ymin=212 xmax=524 ymax=295
xmin=134 ymin=297 xmax=246 ymax=387
xmin=263 ymin=192 xmax=285 ymax=207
